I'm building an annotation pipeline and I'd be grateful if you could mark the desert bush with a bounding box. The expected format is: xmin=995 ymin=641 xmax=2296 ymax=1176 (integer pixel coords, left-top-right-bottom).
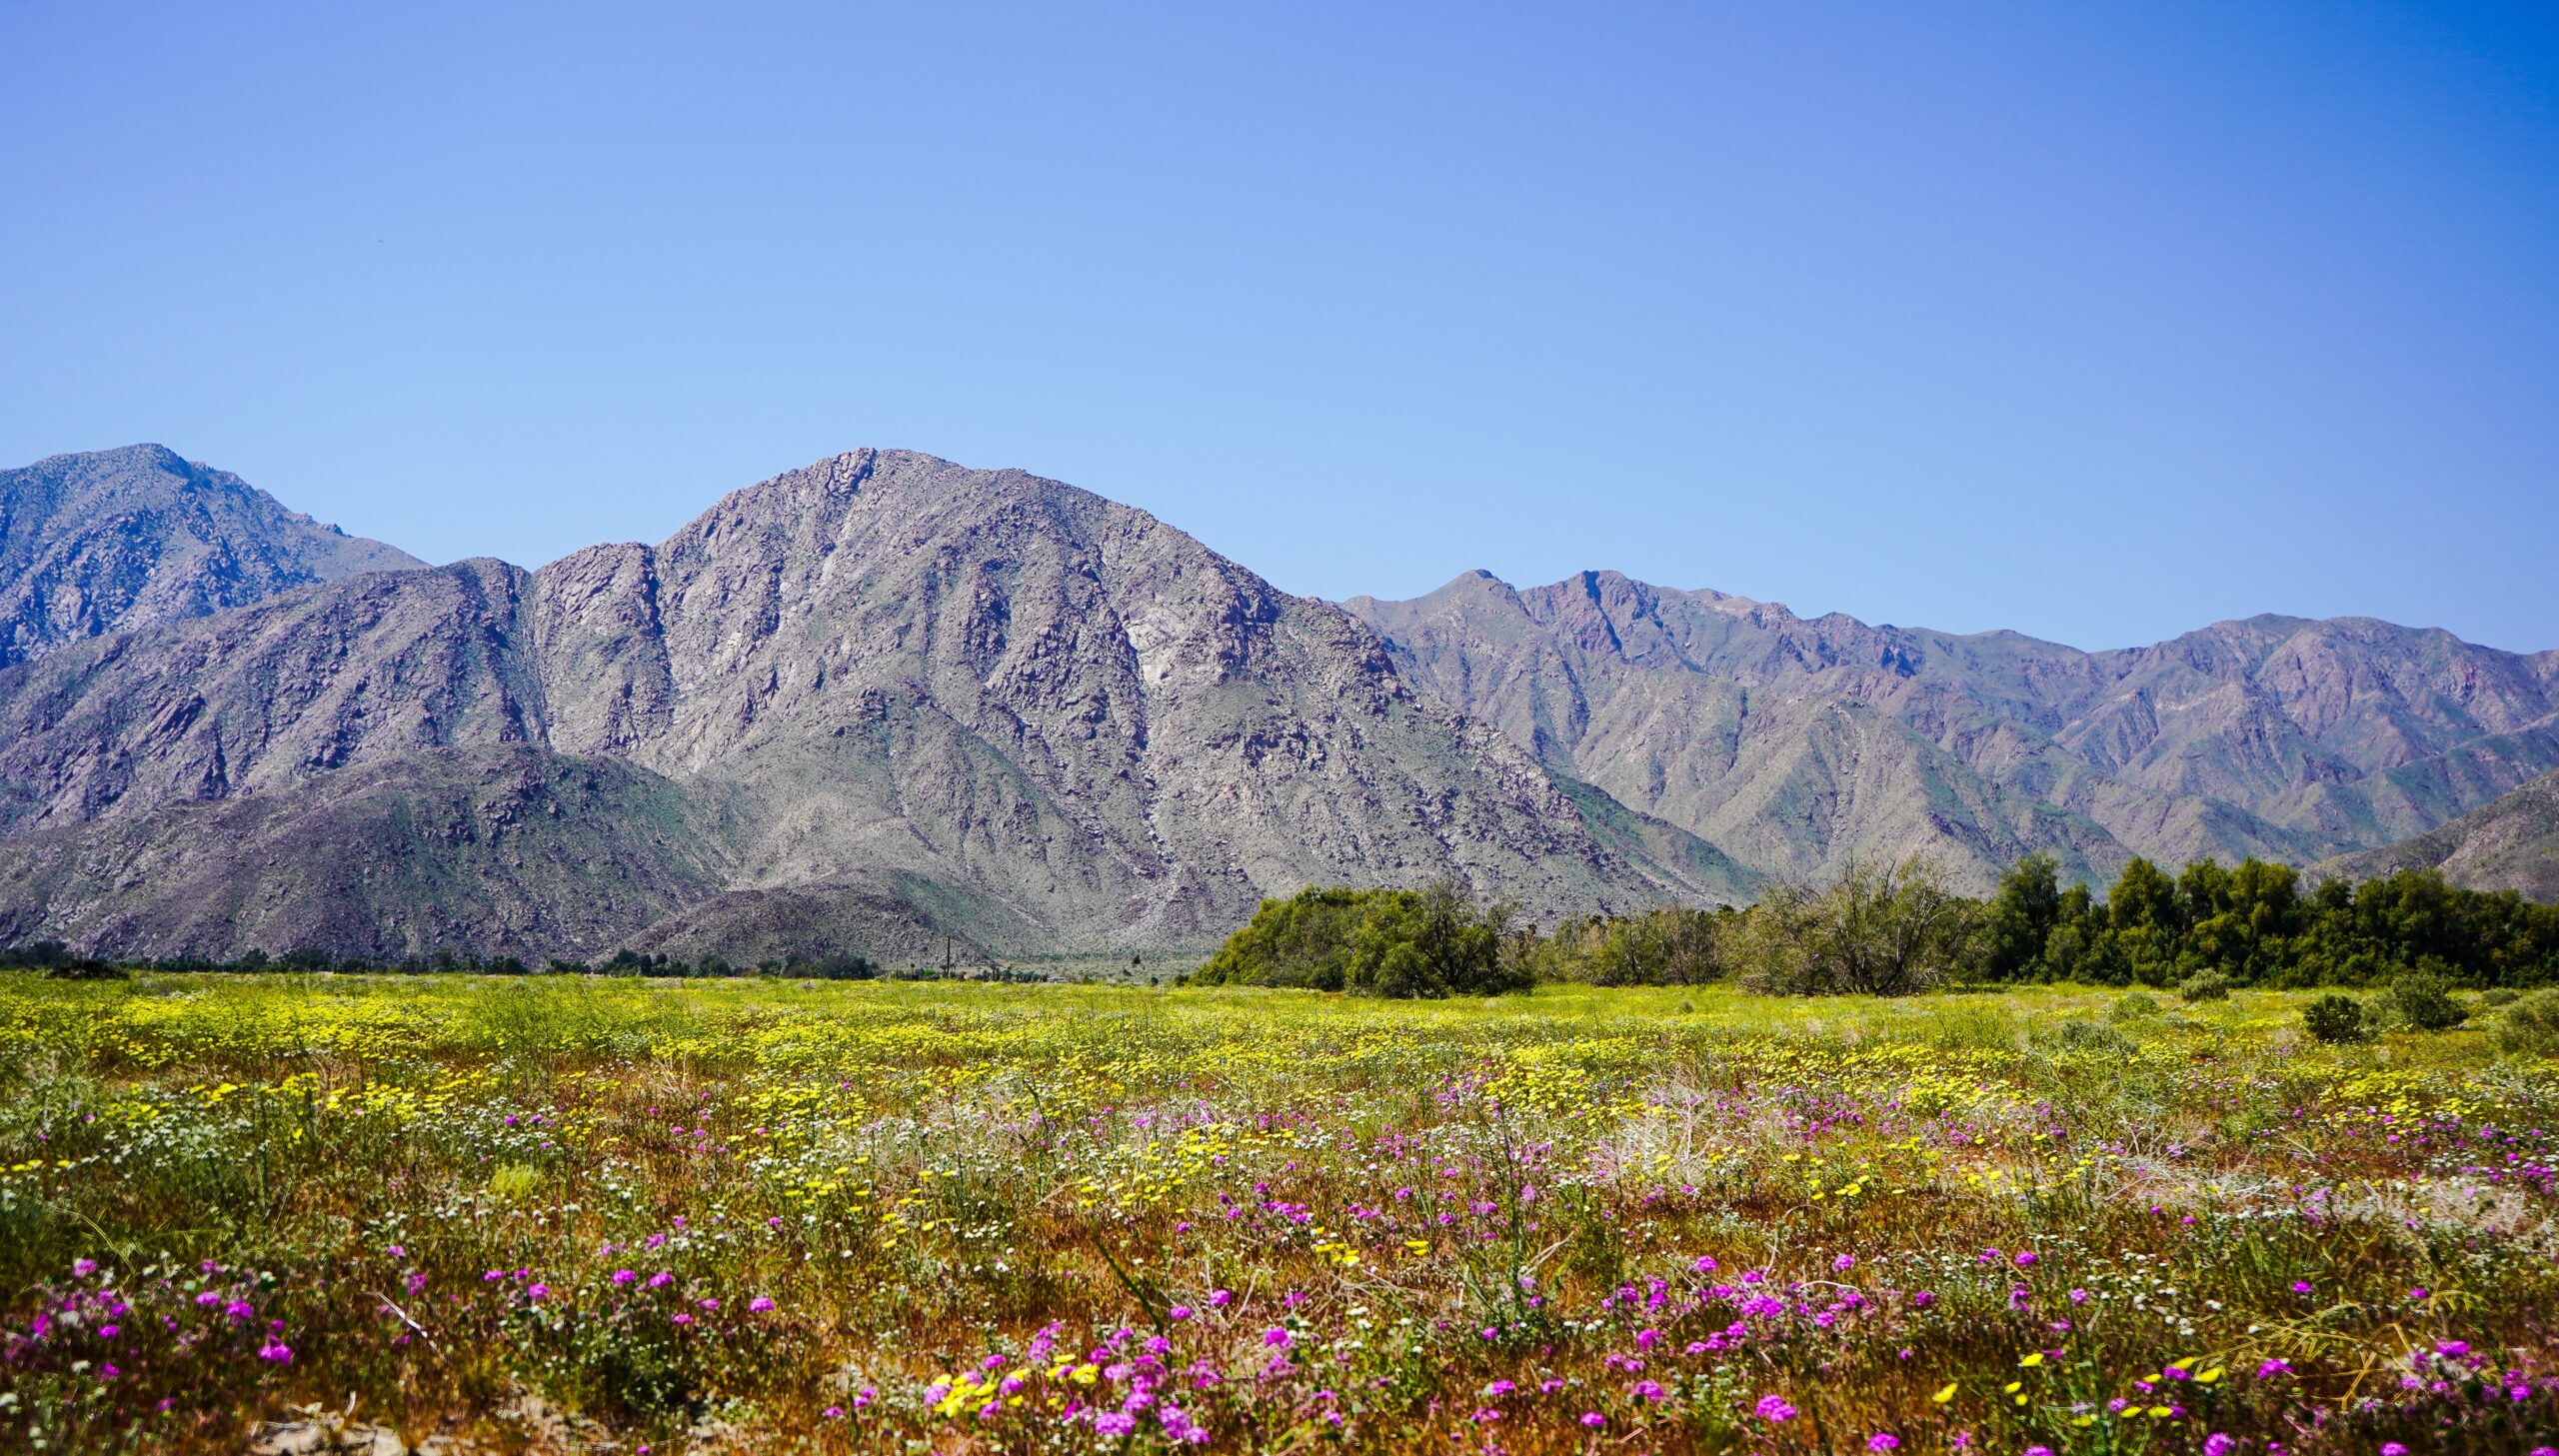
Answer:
xmin=2109 ymin=990 xmax=2163 ymax=1022
xmin=2175 ymin=969 xmax=2232 ymax=1002
xmin=2302 ymin=993 xmax=2370 ymax=1044
xmin=2377 ymin=971 xmax=2468 ymax=1031
xmin=2495 ymin=988 xmax=2559 ymax=1054
xmin=2044 ymin=1019 xmax=2137 ymax=1057
xmin=2480 ymin=986 xmax=2520 ymax=1008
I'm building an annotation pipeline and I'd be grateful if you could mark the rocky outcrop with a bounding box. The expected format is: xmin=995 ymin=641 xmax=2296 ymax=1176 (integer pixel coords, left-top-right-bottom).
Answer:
xmin=0 ymin=445 xmax=423 ymax=667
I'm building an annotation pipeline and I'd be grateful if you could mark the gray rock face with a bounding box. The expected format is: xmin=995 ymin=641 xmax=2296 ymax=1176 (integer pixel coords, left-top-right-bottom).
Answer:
xmin=0 ymin=450 xmax=1736 ymax=959
xmin=0 ymin=445 xmax=423 ymax=667
xmin=1345 ymin=571 xmax=2559 ymax=890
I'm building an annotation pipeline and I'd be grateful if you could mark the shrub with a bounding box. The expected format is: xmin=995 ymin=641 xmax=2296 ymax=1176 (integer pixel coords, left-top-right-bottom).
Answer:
xmin=2302 ymin=994 xmax=2369 ymax=1044
xmin=1739 ymin=855 xmax=1977 ymax=997
xmin=2495 ymin=989 xmax=2559 ymax=1055
xmin=2480 ymin=987 xmax=2521 ymax=1008
xmin=2175 ymin=970 xmax=2231 ymax=1002
xmin=42 ymin=959 xmax=129 ymax=981
xmin=2109 ymin=991 xmax=2162 ymax=1023
xmin=2046 ymin=1019 xmax=2137 ymax=1057
xmin=1190 ymin=882 xmax=1527 ymax=998
xmin=2377 ymin=972 xmax=2468 ymax=1032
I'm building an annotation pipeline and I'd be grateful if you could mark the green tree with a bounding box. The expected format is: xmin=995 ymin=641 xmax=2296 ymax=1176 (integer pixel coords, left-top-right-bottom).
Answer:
xmin=1982 ymin=853 xmax=2063 ymax=980
xmin=2108 ymin=857 xmax=2183 ymax=936
xmin=1740 ymin=855 xmax=1978 ymax=996
xmin=1192 ymin=882 xmax=1527 ymax=998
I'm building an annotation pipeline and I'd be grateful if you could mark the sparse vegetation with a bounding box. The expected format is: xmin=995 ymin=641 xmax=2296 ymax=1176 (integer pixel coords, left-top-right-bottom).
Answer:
xmin=2176 ymin=968 xmax=2233 ymax=1001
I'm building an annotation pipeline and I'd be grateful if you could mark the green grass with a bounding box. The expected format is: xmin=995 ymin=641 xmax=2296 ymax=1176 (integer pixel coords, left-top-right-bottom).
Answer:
xmin=1 ymin=973 xmax=2553 ymax=1453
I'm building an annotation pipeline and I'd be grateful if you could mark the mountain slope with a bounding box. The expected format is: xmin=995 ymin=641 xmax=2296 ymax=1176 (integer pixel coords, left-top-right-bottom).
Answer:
xmin=0 ymin=449 xmax=1736 ymax=960
xmin=0 ymin=746 xmax=731 ymax=961
xmin=0 ymin=445 xmax=424 ymax=667
xmin=2313 ymin=768 xmax=2559 ymax=903
xmin=1346 ymin=570 xmax=2559 ymax=889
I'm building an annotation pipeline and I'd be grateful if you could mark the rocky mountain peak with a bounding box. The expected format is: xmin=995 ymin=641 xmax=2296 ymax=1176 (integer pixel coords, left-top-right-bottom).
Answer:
xmin=0 ymin=444 xmax=425 ymax=668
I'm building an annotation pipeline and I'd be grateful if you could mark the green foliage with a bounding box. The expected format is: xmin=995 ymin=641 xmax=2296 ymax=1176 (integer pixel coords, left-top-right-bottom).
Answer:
xmin=2109 ymin=990 xmax=2163 ymax=1022
xmin=2496 ymin=989 xmax=2559 ymax=1054
xmin=1740 ymin=854 xmax=1977 ymax=996
xmin=487 ymin=1161 xmax=544 ymax=1201
xmin=2176 ymin=969 xmax=2232 ymax=1002
xmin=1523 ymin=905 xmax=1729 ymax=986
xmin=2302 ymin=993 xmax=2370 ymax=1044
xmin=1188 ymin=882 xmax=1528 ymax=998
xmin=1968 ymin=853 xmax=2557 ymax=992
xmin=2482 ymin=986 xmax=2521 ymax=1008
xmin=2041 ymin=1018 xmax=2138 ymax=1057
xmin=2376 ymin=971 xmax=2469 ymax=1032
xmin=2108 ymin=856 xmax=2184 ymax=935
xmin=1982 ymin=852 xmax=2064 ymax=979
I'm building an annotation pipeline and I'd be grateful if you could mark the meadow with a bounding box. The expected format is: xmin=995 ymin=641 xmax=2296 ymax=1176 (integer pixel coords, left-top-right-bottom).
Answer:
xmin=1 ymin=973 xmax=2554 ymax=1455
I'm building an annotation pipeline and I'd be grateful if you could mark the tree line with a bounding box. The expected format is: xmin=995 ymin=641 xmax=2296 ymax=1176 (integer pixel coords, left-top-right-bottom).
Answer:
xmin=1186 ymin=854 xmax=2559 ymax=999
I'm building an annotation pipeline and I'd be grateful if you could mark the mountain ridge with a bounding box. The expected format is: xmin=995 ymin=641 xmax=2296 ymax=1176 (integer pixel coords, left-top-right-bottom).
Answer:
xmin=0 ymin=448 xmax=1744 ymax=962
xmin=2313 ymin=767 xmax=2559 ymax=903
xmin=3 ymin=443 xmax=2550 ymax=963
xmin=1344 ymin=566 xmax=2559 ymax=891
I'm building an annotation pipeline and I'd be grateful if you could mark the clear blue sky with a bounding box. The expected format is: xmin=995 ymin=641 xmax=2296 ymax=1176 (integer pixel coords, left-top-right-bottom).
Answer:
xmin=4 ymin=3 xmax=2554 ymax=651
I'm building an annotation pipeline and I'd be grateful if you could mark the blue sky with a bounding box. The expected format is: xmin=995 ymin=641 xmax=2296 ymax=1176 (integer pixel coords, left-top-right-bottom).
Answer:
xmin=4 ymin=2 xmax=2554 ymax=651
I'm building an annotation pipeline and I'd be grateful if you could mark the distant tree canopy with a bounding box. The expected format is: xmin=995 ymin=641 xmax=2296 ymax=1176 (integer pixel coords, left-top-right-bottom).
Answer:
xmin=1185 ymin=853 xmax=2559 ymax=1001
xmin=1186 ymin=883 xmax=1529 ymax=997
xmin=1523 ymin=905 xmax=1731 ymax=986
xmin=1979 ymin=852 xmax=2559 ymax=989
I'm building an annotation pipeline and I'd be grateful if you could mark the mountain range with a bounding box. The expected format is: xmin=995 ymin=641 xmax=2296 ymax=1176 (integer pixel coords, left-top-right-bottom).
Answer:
xmin=0 ymin=444 xmax=2550 ymax=963
xmin=1345 ymin=571 xmax=2559 ymax=889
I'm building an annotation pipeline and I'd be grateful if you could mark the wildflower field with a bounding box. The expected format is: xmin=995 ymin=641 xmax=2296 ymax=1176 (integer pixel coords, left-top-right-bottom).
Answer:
xmin=3 ymin=975 xmax=2555 ymax=1455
